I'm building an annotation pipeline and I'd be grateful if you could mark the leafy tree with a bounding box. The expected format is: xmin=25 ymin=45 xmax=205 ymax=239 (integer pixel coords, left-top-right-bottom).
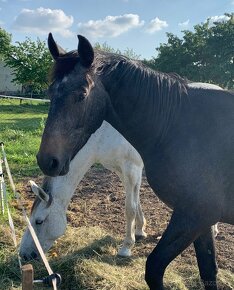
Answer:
xmin=94 ymin=42 xmax=141 ymax=60
xmin=4 ymin=37 xmax=53 ymax=95
xmin=146 ymin=13 xmax=234 ymax=89
xmin=0 ymin=28 xmax=12 ymax=60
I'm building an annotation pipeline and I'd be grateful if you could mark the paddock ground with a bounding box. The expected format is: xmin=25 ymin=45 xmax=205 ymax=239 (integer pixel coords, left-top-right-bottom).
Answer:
xmin=17 ymin=165 xmax=234 ymax=289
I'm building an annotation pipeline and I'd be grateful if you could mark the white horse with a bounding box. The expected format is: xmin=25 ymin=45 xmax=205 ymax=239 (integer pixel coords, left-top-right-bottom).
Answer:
xmin=20 ymin=121 xmax=147 ymax=259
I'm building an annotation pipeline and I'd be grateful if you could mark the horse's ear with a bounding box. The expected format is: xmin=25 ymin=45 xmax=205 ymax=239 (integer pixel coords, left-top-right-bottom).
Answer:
xmin=29 ymin=180 xmax=49 ymax=203
xmin=77 ymin=35 xmax=94 ymax=67
xmin=48 ymin=32 xmax=66 ymax=60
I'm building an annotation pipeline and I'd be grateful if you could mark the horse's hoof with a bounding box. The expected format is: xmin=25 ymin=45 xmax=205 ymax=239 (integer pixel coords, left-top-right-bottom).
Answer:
xmin=117 ymin=247 xmax=132 ymax=257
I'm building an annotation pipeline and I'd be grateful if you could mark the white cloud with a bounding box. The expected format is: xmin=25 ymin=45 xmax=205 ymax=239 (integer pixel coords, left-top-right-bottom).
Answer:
xmin=208 ymin=15 xmax=230 ymax=24
xmin=13 ymin=7 xmax=74 ymax=37
xmin=178 ymin=19 xmax=190 ymax=27
xmin=145 ymin=17 xmax=168 ymax=34
xmin=231 ymin=0 xmax=234 ymax=5
xmin=78 ymin=14 xmax=144 ymax=38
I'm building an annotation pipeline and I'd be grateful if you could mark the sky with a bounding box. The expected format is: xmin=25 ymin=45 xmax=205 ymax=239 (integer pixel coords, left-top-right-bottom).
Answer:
xmin=0 ymin=0 xmax=233 ymax=59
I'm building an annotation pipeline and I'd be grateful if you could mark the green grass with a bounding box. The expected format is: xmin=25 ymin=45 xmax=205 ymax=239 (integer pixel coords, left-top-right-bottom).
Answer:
xmin=0 ymin=98 xmax=49 ymax=179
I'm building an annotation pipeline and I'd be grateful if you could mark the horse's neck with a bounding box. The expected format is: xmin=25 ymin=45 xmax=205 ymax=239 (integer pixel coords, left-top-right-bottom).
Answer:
xmin=102 ymin=69 xmax=183 ymax=156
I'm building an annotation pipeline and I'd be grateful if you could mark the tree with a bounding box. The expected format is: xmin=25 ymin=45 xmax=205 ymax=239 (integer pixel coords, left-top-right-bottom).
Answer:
xmin=146 ymin=13 xmax=234 ymax=89
xmin=94 ymin=42 xmax=141 ymax=60
xmin=0 ymin=28 xmax=12 ymax=60
xmin=4 ymin=37 xmax=53 ymax=95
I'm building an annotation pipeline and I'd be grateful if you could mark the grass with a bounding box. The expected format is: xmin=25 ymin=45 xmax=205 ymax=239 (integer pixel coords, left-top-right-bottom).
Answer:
xmin=0 ymin=98 xmax=234 ymax=289
xmin=0 ymin=98 xmax=49 ymax=178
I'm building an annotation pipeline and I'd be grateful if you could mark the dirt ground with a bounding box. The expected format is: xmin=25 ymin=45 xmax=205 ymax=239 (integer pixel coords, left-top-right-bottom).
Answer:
xmin=61 ymin=166 xmax=234 ymax=273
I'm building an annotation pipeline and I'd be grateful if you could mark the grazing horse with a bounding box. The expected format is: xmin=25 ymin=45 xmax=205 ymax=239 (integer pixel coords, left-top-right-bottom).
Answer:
xmin=37 ymin=33 xmax=234 ymax=290
xmin=20 ymin=121 xmax=146 ymax=259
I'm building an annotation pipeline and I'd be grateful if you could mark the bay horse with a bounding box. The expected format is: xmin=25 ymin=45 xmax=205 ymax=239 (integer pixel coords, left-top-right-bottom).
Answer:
xmin=20 ymin=121 xmax=146 ymax=259
xmin=37 ymin=33 xmax=234 ymax=289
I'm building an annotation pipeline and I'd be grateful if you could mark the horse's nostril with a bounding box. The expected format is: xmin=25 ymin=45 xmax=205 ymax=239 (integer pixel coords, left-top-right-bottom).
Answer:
xmin=50 ymin=158 xmax=59 ymax=170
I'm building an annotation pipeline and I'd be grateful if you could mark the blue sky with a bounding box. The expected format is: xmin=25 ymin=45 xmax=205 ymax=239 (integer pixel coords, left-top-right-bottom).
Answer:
xmin=0 ymin=0 xmax=233 ymax=59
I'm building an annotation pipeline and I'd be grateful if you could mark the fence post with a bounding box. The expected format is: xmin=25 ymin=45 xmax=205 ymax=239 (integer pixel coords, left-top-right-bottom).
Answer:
xmin=22 ymin=264 xmax=34 ymax=290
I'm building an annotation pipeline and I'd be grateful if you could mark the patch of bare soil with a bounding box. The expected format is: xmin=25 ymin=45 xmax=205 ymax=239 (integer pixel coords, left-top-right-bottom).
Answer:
xmin=64 ymin=166 xmax=234 ymax=273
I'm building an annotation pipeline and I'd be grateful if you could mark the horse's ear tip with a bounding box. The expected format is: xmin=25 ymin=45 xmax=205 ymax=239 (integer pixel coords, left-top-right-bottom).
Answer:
xmin=48 ymin=32 xmax=54 ymax=42
xmin=77 ymin=35 xmax=85 ymax=41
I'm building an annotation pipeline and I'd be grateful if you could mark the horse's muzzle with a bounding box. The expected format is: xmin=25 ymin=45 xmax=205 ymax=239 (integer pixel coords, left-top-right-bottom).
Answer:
xmin=36 ymin=153 xmax=70 ymax=177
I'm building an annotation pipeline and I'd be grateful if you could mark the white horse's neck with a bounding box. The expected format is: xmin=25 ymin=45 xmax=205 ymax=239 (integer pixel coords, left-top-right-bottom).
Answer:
xmin=47 ymin=121 xmax=142 ymax=209
xmin=49 ymin=125 xmax=103 ymax=208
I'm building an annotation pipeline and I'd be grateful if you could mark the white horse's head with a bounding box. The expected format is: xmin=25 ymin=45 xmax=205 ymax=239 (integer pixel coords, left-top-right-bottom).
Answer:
xmin=19 ymin=180 xmax=67 ymax=260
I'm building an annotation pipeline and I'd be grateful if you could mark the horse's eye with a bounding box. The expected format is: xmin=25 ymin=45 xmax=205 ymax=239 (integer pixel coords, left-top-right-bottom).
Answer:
xmin=35 ymin=219 xmax=44 ymax=225
xmin=79 ymin=91 xmax=87 ymax=100
xmin=76 ymin=89 xmax=88 ymax=102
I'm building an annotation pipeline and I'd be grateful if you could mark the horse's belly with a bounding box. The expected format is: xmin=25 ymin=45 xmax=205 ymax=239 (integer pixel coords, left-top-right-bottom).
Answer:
xmin=143 ymin=152 xmax=228 ymax=214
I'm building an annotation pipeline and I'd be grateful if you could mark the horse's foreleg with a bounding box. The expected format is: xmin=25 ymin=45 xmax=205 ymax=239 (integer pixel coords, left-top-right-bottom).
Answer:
xmin=145 ymin=210 xmax=207 ymax=290
xmin=193 ymin=228 xmax=218 ymax=290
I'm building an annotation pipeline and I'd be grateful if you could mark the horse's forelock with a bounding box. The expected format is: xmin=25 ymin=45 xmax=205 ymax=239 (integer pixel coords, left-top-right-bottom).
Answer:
xmin=49 ymin=50 xmax=80 ymax=82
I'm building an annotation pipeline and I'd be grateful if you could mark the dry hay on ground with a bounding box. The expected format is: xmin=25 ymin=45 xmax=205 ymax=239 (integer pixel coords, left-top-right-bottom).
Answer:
xmin=1 ymin=166 xmax=233 ymax=290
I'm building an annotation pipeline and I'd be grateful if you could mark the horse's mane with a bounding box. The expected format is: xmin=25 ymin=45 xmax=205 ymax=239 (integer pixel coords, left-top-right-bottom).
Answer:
xmin=49 ymin=49 xmax=188 ymax=104
xmin=92 ymin=51 xmax=188 ymax=128
xmin=94 ymin=52 xmax=187 ymax=96
xmin=93 ymin=52 xmax=188 ymax=143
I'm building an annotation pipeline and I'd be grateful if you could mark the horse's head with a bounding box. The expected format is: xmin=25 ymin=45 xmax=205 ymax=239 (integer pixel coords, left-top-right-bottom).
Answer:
xmin=37 ymin=33 xmax=108 ymax=176
xmin=19 ymin=180 xmax=67 ymax=260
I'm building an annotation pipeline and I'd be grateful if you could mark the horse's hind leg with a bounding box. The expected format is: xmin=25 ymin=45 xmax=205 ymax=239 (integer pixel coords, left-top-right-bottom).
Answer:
xmin=194 ymin=228 xmax=218 ymax=290
xmin=133 ymin=169 xmax=147 ymax=240
xmin=135 ymin=201 xmax=147 ymax=240
xmin=117 ymin=163 xmax=143 ymax=257
xmin=145 ymin=210 xmax=215 ymax=290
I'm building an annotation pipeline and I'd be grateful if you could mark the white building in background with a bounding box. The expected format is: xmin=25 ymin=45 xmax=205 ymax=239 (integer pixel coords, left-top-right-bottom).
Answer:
xmin=0 ymin=61 xmax=22 ymax=93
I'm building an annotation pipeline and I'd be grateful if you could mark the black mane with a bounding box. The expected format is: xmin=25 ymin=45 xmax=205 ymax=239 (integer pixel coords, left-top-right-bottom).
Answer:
xmin=50 ymin=49 xmax=188 ymax=98
xmin=97 ymin=51 xmax=186 ymax=85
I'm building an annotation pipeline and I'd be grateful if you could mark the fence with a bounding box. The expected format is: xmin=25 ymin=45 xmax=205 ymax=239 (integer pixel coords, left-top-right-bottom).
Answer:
xmin=0 ymin=95 xmax=56 ymax=289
